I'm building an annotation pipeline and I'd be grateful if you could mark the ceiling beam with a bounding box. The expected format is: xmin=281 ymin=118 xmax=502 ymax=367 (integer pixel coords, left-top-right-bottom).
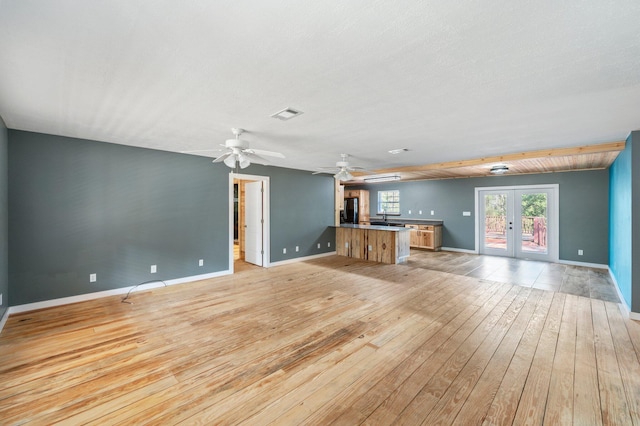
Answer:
xmin=368 ymin=141 xmax=625 ymax=175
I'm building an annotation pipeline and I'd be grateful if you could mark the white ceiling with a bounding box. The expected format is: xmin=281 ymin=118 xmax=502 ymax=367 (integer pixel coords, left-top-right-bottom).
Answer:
xmin=1 ymin=0 xmax=639 ymax=173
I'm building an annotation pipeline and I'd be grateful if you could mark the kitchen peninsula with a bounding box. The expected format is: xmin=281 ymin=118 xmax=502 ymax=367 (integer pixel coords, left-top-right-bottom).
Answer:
xmin=334 ymin=224 xmax=411 ymax=264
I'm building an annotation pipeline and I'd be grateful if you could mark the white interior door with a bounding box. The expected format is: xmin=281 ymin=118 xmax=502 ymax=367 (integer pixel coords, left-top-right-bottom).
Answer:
xmin=244 ymin=181 xmax=264 ymax=266
xmin=478 ymin=185 xmax=557 ymax=262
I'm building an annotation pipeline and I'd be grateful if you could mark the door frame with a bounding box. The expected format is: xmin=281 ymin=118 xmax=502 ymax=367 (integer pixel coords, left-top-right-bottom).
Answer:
xmin=474 ymin=184 xmax=559 ymax=262
xmin=229 ymin=172 xmax=270 ymax=272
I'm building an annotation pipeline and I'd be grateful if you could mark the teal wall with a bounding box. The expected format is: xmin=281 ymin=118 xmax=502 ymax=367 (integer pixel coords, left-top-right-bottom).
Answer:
xmin=0 ymin=117 xmax=7 ymax=319
xmin=354 ymin=169 xmax=610 ymax=264
xmin=609 ymin=134 xmax=633 ymax=308
xmin=609 ymin=131 xmax=640 ymax=312
xmin=8 ymin=130 xmax=334 ymax=306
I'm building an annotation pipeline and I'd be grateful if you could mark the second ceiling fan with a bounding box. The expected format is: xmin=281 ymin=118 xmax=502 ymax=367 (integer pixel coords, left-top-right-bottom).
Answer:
xmin=313 ymin=154 xmax=367 ymax=181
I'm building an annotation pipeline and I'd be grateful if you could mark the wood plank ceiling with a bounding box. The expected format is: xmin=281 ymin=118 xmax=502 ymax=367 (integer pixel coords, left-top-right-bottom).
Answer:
xmin=347 ymin=141 xmax=625 ymax=184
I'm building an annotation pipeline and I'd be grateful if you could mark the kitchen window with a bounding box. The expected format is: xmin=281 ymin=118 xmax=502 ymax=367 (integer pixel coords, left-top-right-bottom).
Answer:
xmin=377 ymin=190 xmax=400 ymax=215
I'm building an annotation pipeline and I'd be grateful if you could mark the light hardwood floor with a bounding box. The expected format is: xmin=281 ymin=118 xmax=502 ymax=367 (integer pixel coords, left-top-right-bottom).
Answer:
xmin=1 ymin=253 xmax=639 ymax=425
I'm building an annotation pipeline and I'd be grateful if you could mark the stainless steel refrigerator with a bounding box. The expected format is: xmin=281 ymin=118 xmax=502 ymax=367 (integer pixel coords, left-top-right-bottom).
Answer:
xmin=342 ymin=197 xmax=359 ymax=224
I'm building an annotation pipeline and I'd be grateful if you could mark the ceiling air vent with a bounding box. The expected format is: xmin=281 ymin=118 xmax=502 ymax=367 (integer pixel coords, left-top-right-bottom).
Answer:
xmin=270 ymin=107 xmax=303 ymax=121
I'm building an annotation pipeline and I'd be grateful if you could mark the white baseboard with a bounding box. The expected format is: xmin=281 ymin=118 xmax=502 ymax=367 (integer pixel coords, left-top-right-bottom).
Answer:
xmin=441 ymin=247 xmax=477 ymax=254
xmin=7 ymin=270 xmax=232 ymax=315
xmin=268 ymin=251 xmax=336 ymax=267
xmin=607 ymin=267 xmax=640 ymax=321
xmin=0 ymin=308 xmax=9 ymax=334
xmin=557 ymin=259 xmax=608 ymax=269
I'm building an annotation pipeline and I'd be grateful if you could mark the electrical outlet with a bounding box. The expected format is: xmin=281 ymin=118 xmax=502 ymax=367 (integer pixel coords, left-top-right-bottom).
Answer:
xmin=431 ymin=210 xmax=435 ymax=215
xmin=283 ymin=248 xmax=286 ymax=254
xmin=368 ymin=245 xmax=372 ymax=251
xmin=150 ymin=265 xmax=157 ymax=273
xmin=0 ymin=293 xmax=3 ymax=305
xmin=419 ymin=210 xmax=422 ymax=215
xmin=578 ymin=249 xmax=583 ymax=256
xmin=295 ymin=246 xmax=299 ymax=252
xmin=463 ymin=211 xmax=471 ymax=216
xmin=317 ymin=243 xmax=321 ymax=249
xmin=89 ymin=273 xmax=97 ymax=283
xmin=199 ymin=259 xmax=204 ymax=266
xmin=327 ymin=242 xmax=331 ymax=248
xmin=408 ymin=210 xmax=412 ymax=214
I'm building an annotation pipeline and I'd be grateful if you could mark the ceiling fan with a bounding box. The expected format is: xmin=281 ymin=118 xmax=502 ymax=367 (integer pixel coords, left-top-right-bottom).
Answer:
xmin=313 ymin=154 xmax=367 ymax=181
xmin=184 ymin=128 xmax=285 ymax=169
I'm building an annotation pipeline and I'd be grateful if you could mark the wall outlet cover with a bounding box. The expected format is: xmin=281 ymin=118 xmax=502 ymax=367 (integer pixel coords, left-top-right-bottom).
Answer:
xmin=283 ymin=248 xmax=287 ymax=254
xmin=89 ymin=273 xmax=97 ymax=283
xmin=150 ymin=265 xmax=157 ymax=273
xmin=463 ymin=211 xmax=471 ymax=216
xmin=199 ymin=259 xmax=204 ymax=266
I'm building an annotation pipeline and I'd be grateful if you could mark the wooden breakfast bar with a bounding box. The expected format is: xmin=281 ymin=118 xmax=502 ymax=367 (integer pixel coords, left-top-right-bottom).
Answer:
xmin=333 ymin=224 xmax=411 ymax=264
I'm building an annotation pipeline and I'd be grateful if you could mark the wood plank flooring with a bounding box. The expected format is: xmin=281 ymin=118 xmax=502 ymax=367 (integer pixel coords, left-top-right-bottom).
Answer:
xmin=1 ymin=253 xmax=639 ymax=425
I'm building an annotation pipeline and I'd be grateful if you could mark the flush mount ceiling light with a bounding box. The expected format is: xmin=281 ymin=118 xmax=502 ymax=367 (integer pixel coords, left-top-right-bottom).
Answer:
xmin=489 ymin=164 xmax=509 ymax=175
xmin=388 ymin=148 xmax=409 ymax=154
xmin=270 ymin=107 xmax=303 ymax=121
xmin=364 ymin=175 xmax=401 ymax=183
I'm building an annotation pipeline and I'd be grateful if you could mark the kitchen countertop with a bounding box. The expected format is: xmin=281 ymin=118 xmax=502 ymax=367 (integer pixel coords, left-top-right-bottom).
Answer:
xmin=368 ymin=217 xmax=444 ymax=226
xmin=333 ymin=224 xmax=411 ymax=232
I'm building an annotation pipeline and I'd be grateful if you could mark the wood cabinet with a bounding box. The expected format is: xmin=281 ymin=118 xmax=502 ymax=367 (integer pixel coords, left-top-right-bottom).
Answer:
xmin=405 ymin=224 xmax=442 ymax=251
xmin=336 ymin=226 xmax=410 ymax=264
xmin=344 ymin=189 xmax=370 ymax=223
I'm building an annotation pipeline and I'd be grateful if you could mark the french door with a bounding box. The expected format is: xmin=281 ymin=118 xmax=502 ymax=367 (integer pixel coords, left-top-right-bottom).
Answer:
xmin=477 ymin=185 xmax=558 ymax=262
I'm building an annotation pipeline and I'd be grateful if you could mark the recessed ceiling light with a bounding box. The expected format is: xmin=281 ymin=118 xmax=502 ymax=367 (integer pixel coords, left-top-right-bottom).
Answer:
xmin=388 ymin=148 xmax=409 ymax=154
xmin=270 ymin=107 xmax=303 ymax=121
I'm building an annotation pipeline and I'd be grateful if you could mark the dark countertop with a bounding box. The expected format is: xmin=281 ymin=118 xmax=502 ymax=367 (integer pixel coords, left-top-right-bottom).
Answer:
xmin=333 ymin=224 xmax=411 ymax=232
xmin=369 ymin=217 xmax=444 ymax=226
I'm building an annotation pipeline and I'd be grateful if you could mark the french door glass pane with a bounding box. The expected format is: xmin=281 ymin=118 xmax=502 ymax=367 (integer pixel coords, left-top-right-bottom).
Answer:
xmin=484 ymin=194 xmax=507 ymax=251
xmin=520 ymin=192 xmax=548 ymax=254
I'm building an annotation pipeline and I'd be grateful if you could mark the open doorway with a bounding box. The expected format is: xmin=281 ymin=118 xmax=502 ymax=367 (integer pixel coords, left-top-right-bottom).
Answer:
xmin=228 ymin=173 xmax=270 ymax=272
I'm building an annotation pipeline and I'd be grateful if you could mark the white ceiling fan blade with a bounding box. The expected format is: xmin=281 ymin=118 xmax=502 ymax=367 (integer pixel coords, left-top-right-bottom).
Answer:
xmin=213 ymin=152 xmax=232 ymax=164
xmin=247 ymin=148 xmax=285 ymax=158
xmin=244 ymin=152 xmax=272 ymax=165
xmin=181 ymin=148 xmax=224 ymax=154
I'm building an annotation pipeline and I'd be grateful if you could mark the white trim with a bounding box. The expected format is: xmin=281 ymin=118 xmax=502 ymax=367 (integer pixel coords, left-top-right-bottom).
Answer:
xmin=441 ymin=247 xmax=477 ymax=254
xmin=269 ymin=251 xmax=336 ymax=267
xmin=556 ymin=259 xmax=608 ymax=269
xmin=607 ymin=267 xmax=640 ymax=320
xmin=230 ymin=173 xmax=271 ymax=272
xmin=7 ymin=270 xmax=231 ymax=315
xmin=0 ymin=308 xmax=10 ymax=334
